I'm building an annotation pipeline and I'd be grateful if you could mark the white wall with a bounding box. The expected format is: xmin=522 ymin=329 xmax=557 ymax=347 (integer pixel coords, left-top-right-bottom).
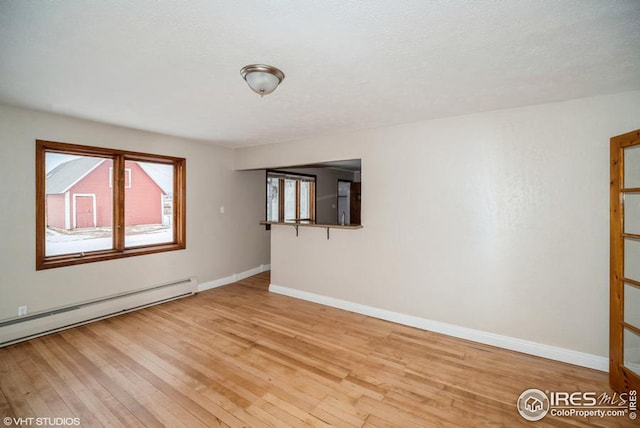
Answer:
xmin=0 ymin=104 xmax=270 ymax=320
xmin=235 ymin=90 xmax=640 ymax=361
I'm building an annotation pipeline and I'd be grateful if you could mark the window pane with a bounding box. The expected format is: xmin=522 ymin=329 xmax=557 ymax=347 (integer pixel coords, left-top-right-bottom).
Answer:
xmin=124 ymin=161 xmax=174 ymax=247
xmin=284 ymin=179 xmax=296 ymax=221
xmin=625 ymin=238 xmax=640 ymax=282
xmin=625 ymin=193 xmax=640 ymax=235
xmin=267 ymin=177 xmax=279 ymax=221
xmin=300 ymin=181 xmax=310 ymax=220
xmin=624 ymin=328 xmax=640 ymax=376
xmin=45 ymin=153 xmax=113 ymax=256
xmin=266 ymin=172 xmax=316 ymax=223
xmin=625 ymin=146 xmax=640 ymax=189
xmin=624 ymin=283 xmax=640 ymax=328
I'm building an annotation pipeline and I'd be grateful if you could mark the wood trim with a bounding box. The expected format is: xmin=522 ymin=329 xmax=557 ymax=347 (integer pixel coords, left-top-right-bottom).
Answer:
xmin=610 ymin=129 xmax=640 ymax=392
xmin=36 ymin=139 xmax=185 ymax=163
xmin=174 ymin=158 xmax=187 ymax=248
xmin=621 ymin=187 xmax=640 ymax=193
xmin=620 ymin=368 xmax=640 ymax=392
xmin=624 ymin=278 xmax=640 ymax=288
xmin=278 ymin=179 xmax=285 ymax=222
xmin=614 ymin=129 xmax=640 ymax=148
xmin=622 ymin=233 xmax=640 ymax=240
xmin=263 ymin=170 xmax=275 ymax=230
xmin=35 ymin=140 xmax=186 ymax=270
xmin=309 ymin=181 xmax=316 ymax=223
xmin=36 ymin=244 xmax=187 ymax=270
xmin=610 ymin=133 xmax=624 ymax=390
xmin=113 ymin=154 xmax=124 ymax=251
xmin=295 ymin=180 xmax=301 ymax=221
xmin=35 ymin=142 xmax=46 ymax=270
xmin=264 ymin=170 xmax=269 ymax=230
xmin=622 ymin=322 xmax=640 ymax=337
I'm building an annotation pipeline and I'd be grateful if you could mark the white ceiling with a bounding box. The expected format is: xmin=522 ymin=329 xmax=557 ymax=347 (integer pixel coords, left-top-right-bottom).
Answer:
xmin=1 ymin=1 xmax=639 ymax=148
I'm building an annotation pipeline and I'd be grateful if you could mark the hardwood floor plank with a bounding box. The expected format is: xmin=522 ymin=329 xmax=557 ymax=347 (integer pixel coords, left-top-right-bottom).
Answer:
xmin=1 ymin=347 xmax=46 ymax=418
xmin=261 ymin=393 xmax=332 ymax=428
xmin=110 ymin=312 xmax=265 ymax=409
xmin=85 ymin=320 xmax=245 ymax=427
xmin=53 ymin=333 xmax=163 ymax=427
xmin=311 ymin=394 xmax=370 ymax=427
xmin=0 ymin=348 xmax=34 ymax=420
xmin=7 ymin=344 xmax=78 ymax=421
xmin=0 ymin=388 xmax=15 ymax=421
xmin=28 ymin=338 xmax=133 ymax=428
xmin=0 ymin=271 xmax=635 ymax=427
xmin=60 ymin=327 xmax=201 ymax=428
xmin=20 ymin=341 xmax=105 ymax=428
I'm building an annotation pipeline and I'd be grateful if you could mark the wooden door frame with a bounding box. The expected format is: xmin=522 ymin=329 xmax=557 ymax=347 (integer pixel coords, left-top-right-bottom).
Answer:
xmin=610 ymin=129 xmax=640 ymax=392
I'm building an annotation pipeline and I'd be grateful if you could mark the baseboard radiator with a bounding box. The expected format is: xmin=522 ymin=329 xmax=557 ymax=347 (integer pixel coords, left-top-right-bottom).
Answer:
xmin=0 ymin=277 xmax=197 ymax=347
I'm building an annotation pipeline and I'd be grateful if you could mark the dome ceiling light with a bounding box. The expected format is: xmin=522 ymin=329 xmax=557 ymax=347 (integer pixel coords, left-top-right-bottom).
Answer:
xmin=240 ymin=64 xmax=285 ymax=97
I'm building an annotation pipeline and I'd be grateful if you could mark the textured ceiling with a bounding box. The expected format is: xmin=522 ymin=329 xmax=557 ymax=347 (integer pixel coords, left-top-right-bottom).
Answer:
xmin=1 ymin=1 xmax=639 ymax=148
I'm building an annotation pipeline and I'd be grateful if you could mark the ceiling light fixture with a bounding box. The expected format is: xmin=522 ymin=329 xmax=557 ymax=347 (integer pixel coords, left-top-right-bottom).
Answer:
xmin=240 ymin=64 xmax=285 ymax=97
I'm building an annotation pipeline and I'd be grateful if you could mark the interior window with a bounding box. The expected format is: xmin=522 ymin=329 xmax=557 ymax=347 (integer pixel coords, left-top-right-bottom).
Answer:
xmin=265 ymin=171 xmax=316 ymax=222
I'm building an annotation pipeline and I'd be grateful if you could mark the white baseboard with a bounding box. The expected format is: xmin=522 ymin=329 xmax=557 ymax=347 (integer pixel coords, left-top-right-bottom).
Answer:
xmin=269 ymin=283 xmax=608 ymax=372
xmin=198 ymin=264 xmax=271 ymax=292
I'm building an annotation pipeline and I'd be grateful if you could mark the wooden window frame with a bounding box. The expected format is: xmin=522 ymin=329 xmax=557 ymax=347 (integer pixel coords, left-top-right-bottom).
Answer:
xmin=265 ymin=170 xmax=316 ymax=224
xmin=36 ymin=140 xmax=186 ymax=270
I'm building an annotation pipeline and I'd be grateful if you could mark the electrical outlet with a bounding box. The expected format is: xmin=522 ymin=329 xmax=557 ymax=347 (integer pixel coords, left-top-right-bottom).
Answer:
xmin=18 ymin=305 xmax=27 ymax=316
xmin=220 ymin=206 xmax=225 ymax=214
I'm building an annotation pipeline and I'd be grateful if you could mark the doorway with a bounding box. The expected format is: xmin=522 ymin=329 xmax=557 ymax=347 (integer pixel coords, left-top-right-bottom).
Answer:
xmin=337 ymin=180 xmax=351 ymax=225
xmin=337 ymin=180 xmax=362 ymax=226
xmin=610 ymin=129 xmax=640 ymax=392
xmin=73 ymin=194 xmax=96 ymax=229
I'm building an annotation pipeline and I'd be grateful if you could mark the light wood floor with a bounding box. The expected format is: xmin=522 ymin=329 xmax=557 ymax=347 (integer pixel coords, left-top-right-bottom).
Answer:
xmin=0 ymin=272 xmax=634 ymax=427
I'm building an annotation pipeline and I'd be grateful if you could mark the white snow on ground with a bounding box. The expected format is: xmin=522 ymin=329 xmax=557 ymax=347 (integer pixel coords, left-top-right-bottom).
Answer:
xmin=46 ymin=227 xmax=173 ymax=256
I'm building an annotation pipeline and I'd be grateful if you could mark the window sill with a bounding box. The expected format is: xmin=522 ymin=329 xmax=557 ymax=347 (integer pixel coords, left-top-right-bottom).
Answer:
xmin=37 ymin=243 xmax=186 ymax=270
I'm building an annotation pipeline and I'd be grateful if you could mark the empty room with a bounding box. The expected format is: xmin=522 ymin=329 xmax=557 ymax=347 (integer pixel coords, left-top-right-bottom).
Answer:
xmin=1 ymin=1 xmax=640 ymax=426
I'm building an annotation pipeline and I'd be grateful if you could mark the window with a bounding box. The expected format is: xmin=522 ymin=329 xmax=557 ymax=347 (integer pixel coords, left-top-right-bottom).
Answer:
xmin=36 ymin=140 xmax=186 ymax=270
xmin=108 ymin=167 xmax=131 ymax=188
xmin=266 ymin=170 xmax=315 ymax=223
